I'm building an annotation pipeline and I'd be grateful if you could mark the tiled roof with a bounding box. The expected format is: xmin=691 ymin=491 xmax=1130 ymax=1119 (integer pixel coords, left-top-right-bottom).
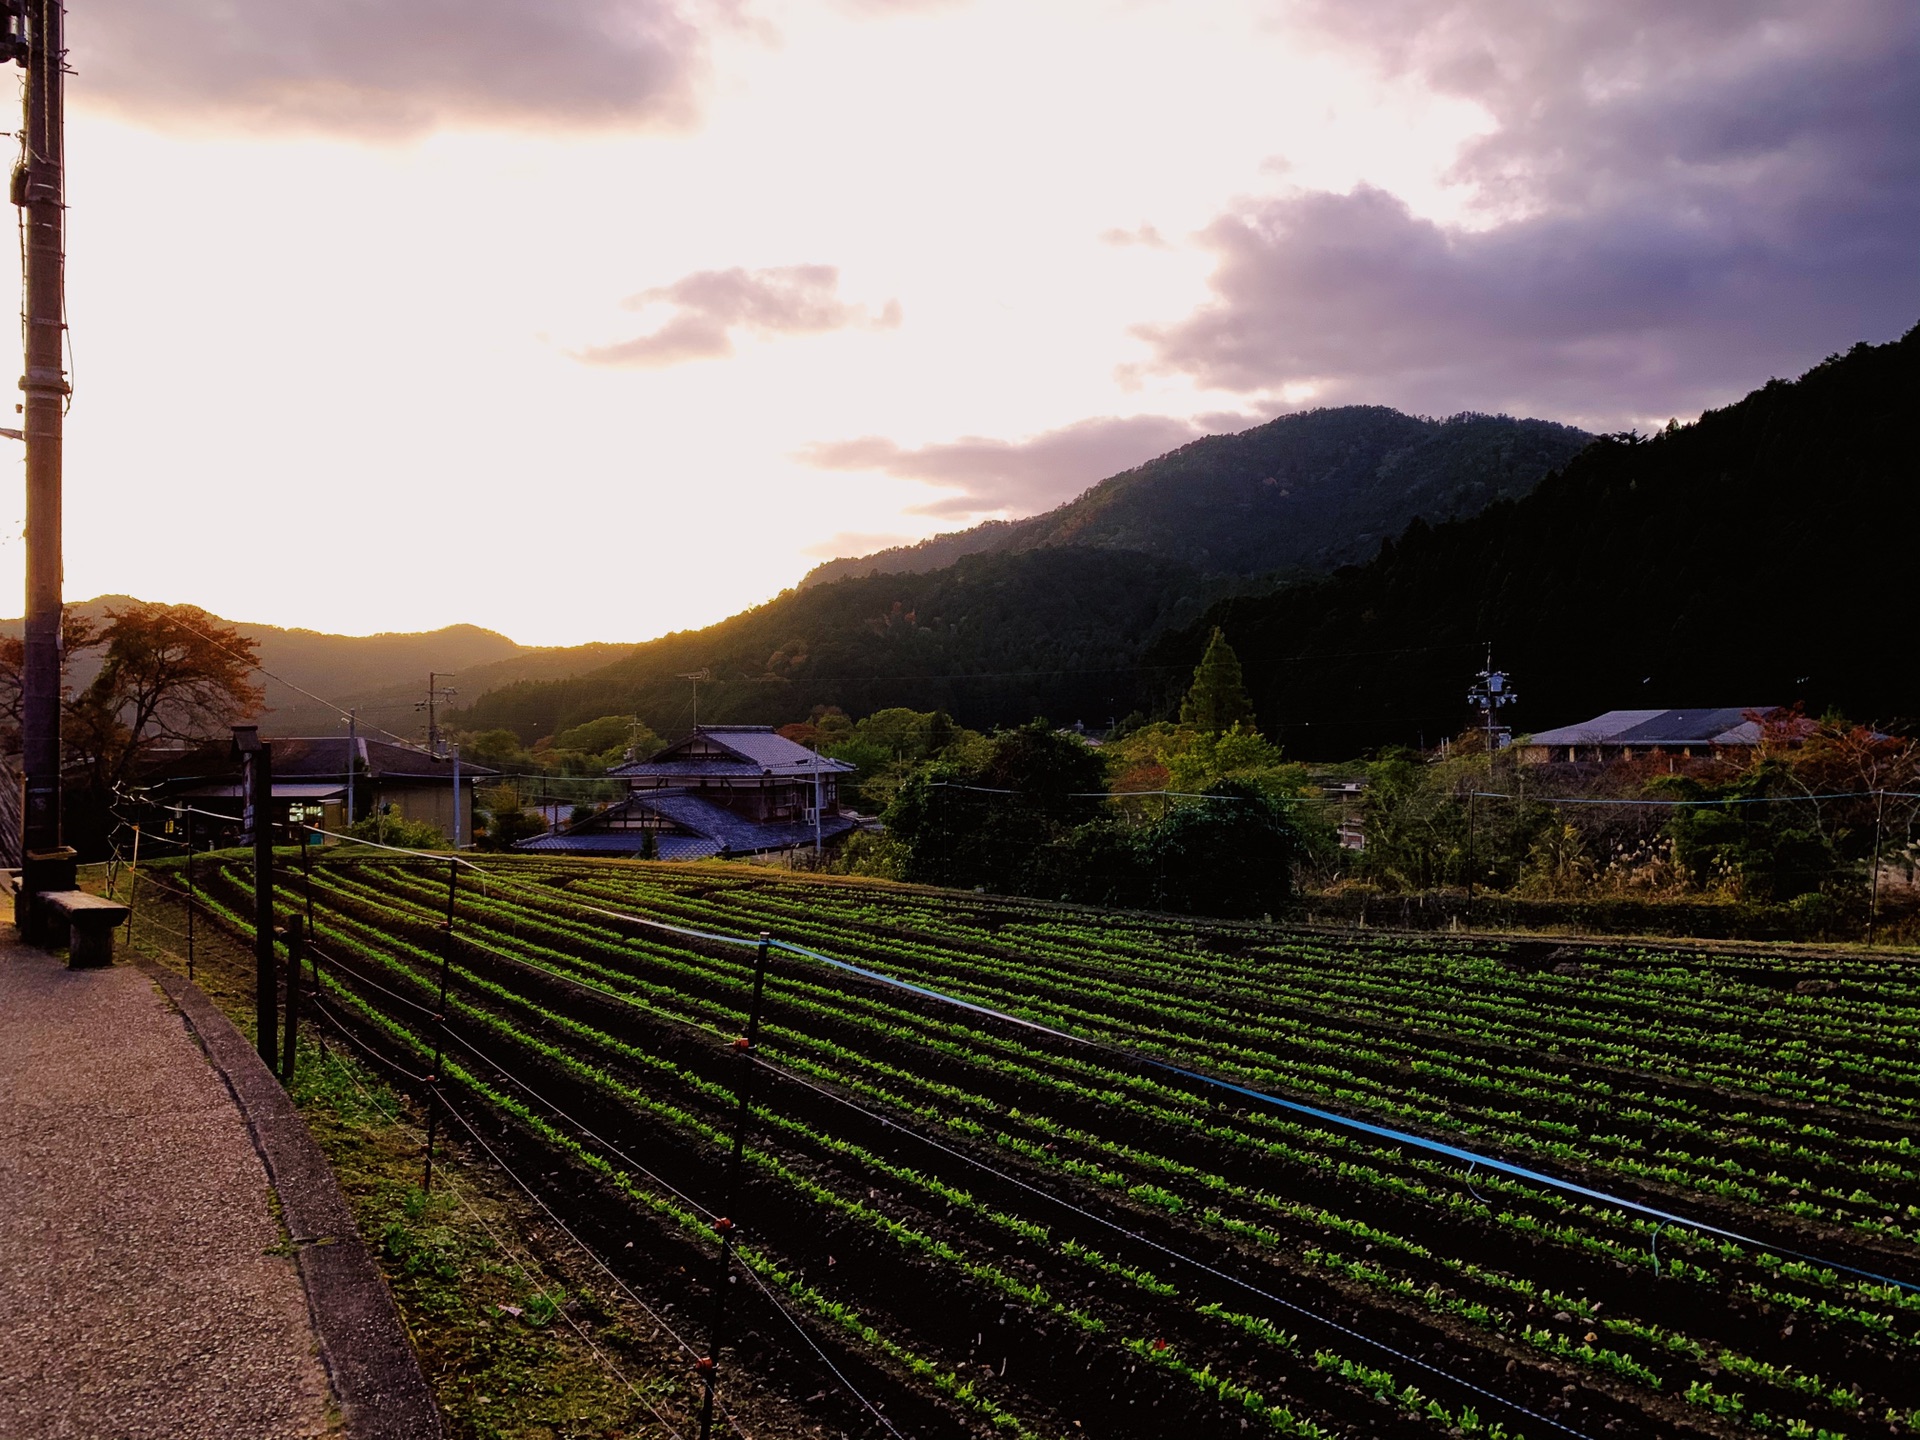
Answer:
xmin=1528 ymin=707 xmax=1774 ymax=748
xmin=514 ymin=785 xmax=858 ymax=858
xmin=144 ymin=736 xmax=498 ymax=784
xmin=607 ymin=725 xmax=854 ymax=780
xmin=514 ymin=832 xmax=723 ymax=860
xmin=268 ymin=737 xmax=500 ymax=779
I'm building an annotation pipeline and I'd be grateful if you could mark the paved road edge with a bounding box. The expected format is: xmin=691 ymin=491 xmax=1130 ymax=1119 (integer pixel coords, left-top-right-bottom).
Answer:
xmin=141 ymin=960 xmax=444 ymax=1440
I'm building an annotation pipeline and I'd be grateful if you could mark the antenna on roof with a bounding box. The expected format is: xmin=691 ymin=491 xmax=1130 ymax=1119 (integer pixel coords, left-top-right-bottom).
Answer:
xmin=676 ymin=669 xmax=711 ymax=730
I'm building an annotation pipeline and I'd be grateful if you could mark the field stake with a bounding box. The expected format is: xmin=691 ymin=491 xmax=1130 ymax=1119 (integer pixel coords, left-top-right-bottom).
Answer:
xmin=301 ymin=833 xmax=316 ymax=941
xmin=1465 ymin=790 xmax=1476 ymax=932
xmin=698 ymin=930 xmax=771 ymax=1440
xmin=124 ymin=824 xmax=141 ymax=942
xmin=422 ymin=859 xmax=459 ymax=1193
xmin=184 ymin=813 xmax=196 ymax=981
xmin=281 ymin=914 xmax=304 ymax=1084
xmin=1867 ymin=789 xmax=1884 ymax=946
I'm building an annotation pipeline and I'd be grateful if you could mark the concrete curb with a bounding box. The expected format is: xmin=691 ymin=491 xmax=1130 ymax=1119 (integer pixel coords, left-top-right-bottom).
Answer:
xmin=141 ymin=960 xmax=444 ymax=1440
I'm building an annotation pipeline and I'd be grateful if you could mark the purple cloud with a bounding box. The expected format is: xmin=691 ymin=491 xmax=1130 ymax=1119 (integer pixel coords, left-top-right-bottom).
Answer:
xmin=576 ymin=265 xmax=901 ymax=368
xmin=798 ymin=412 xmax=1259 ymax=517
xmin=72 ymin=0 xmax=718 ymax=136
xmin=1137 ymin=0 xmax=1920 ymax=426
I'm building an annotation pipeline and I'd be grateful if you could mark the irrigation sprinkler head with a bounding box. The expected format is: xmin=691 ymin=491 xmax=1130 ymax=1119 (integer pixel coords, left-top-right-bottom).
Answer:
xmin=715 ymin=1216 xmax=735 ymax=1234
xmin=733 ymin=1036 xmax=751 ymax=1050
xmin=695 ymin=1356 xmax=715 ymax=1375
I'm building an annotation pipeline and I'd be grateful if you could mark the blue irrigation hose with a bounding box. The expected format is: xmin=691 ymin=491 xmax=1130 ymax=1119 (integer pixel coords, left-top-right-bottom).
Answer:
xmin=498 ymin=874 xmax=1920 ymax=1297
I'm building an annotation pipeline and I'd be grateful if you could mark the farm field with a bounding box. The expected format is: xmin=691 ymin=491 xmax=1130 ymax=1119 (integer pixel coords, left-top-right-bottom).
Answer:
xmin=174 ymin=853 xmax=1920 ymax=1440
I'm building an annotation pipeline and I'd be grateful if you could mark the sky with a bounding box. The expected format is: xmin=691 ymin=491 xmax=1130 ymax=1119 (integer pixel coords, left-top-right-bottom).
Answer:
xmin=8 ymin=0 xmax=1915 ymax=645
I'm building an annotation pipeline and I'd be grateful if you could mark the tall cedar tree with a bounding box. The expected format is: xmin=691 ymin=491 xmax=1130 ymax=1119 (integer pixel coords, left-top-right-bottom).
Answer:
xmin=1179 ymin=628 xmax=1254 ymax=734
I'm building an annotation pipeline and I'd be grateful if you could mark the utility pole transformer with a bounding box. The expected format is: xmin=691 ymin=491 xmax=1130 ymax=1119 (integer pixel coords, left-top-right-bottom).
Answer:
xmin=416 ymin=672 xmax=456 ymax=757
xmin=15 ymin=0 xmax=66 ymax=890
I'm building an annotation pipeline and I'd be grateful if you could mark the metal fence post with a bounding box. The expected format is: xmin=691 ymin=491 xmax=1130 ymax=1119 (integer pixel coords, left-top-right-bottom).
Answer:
xmin=281 ymin=915 xmax=303 ymax=1084
xmin=183 ymin=811 xmax=196 ymax=981
xmin=698 ymin=930 xmax=772 ymax=1440
xmin=422 ymin=859 xmax=458 ymax=1193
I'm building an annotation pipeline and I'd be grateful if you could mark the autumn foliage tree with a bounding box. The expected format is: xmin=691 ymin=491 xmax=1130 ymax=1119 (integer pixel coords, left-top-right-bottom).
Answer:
xmin=1 ymin=602 xmax=263 ymax=846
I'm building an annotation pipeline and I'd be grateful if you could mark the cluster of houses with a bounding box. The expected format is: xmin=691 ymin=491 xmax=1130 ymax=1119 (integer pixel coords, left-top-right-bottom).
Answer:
xmin=133 ymin=706 xmax=1779 ymax=864
xmin=140 ymin=724 xmax=860 ymax=863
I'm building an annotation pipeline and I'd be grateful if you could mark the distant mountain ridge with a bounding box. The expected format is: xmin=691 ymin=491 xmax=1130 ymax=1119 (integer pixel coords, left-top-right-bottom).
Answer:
xmin=0 ymin=598 xmax=627 ymax=740
xmin=802 ymin=406 xmax=1591 ymax=587
xmin=1145 ymin=323 xmax=1920 ymax=753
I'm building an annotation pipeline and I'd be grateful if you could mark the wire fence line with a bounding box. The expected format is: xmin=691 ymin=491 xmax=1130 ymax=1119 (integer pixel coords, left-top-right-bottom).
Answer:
xmin=116 ymin=840 xmax=1920 ymax=1440
xmin=127 ymin=843 xmax=888 ymax=1440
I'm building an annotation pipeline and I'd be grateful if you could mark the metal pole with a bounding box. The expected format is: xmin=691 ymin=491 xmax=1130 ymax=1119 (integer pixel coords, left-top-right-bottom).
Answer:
xmin=813 ymin=752 xmax=822 ymax=858
xmin=451 ymin=742 xmax=462 ymax=850
xmin=184 ymin=811 xmax=196 ymax=981
xmin=422 ymin=859 xmax=458 ymax=1192
xmin=301 ymin=828 xmax=316 ymax=940
xmin=345 ymin=709 xmax=357 ymax=826
xmin=252 ymin=743 xmax=278 ymax=1072
xmin=124 ymin=824 xmax=140 ymax=942
xmin=1465 ymin=790 xmax=1476 ymax=934
xmin=281 ymin=915 xmax=302 ymax=1084
xmin=18 ymin=0 xmax=65 ymax=870
xmin=698 ymin=931 xmax=772 ymax=1440
xmin=1868 ymin=790 xmax=1885 ymax=947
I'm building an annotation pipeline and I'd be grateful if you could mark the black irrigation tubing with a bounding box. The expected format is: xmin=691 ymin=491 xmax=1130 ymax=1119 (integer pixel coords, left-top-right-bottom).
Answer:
xmin=1469 ymin=789 xmax=1887 ymax=806
xmin=750 ymin=1055 xmax=1588 ymax=1440
xmin=487 ymin=876 xmax=1920 ymax=1299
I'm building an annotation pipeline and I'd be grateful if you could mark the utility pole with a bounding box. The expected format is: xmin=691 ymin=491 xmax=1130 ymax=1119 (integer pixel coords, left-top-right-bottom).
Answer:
xmin=1467 ymin=645 xmax=1517 ymax=754
xmin=416 ymin=673 xmax=456 ymax=756
xmin=344 ymin=708 xmax=357 ymax=825
xmin=15 ymin=0 xmax=65 ymax=903
xmin=677 ymin=668 xmax=710 ymax=732
xmin=812 ymin=748 xmax=823 ymax=858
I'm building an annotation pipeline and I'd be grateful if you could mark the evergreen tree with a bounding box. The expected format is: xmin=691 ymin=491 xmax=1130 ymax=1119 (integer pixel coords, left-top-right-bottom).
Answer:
xmin=1179 ymin=628 xmax=1254 ymax=734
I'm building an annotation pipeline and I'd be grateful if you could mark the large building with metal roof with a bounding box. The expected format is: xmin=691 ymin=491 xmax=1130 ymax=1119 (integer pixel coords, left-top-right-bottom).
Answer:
xmin=1516 ymin=707 xmax=1776 ymax=765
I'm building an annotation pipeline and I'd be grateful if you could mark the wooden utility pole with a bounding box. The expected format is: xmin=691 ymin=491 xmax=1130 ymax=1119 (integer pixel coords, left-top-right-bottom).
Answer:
xmin=16 ymin=0 xmax=68 ymax=900
xmin=235 ymin=726 xmax=278 ymax=1072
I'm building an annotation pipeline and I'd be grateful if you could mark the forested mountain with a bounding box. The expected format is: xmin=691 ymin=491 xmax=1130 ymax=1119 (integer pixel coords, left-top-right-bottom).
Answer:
xmin=459 ymin=548 xmax=1213 ymax=740
xmin=1146 ymin=324 xmax=1920 ymax=755
xmin=801 ymin=407 xmax=1590 ymax=586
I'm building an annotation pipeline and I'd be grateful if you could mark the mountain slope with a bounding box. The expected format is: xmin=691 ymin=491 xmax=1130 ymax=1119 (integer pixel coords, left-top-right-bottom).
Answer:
xmin=802 ymin=407 xmax=1591 ymax=586
xmin=1146 ymin=325 xmax=1920 ymax=756
xmin=460 ymin=548 xmax=1216 ymax=740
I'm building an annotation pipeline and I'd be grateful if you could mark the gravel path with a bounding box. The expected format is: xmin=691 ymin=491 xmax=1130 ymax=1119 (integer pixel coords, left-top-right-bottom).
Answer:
xmin=0 ymin=941 xmax=338 ymax=1439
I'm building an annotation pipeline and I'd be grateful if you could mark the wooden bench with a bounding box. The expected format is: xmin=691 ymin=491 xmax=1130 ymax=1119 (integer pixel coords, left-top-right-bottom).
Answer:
xmin=39 ymin=890 xmax=130 ymax=967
